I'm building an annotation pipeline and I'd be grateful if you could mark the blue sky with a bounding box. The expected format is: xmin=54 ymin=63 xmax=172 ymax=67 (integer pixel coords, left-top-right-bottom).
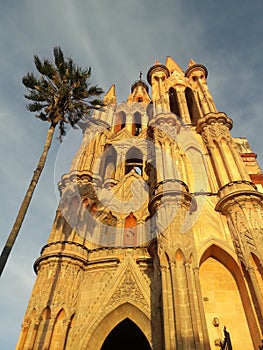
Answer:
xmin=0 ymin=0 xmax=263 ymax=348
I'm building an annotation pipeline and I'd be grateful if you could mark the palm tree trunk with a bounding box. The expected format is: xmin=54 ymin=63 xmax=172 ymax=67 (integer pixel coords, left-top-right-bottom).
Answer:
xmin=0 ymin=124 xmax=56 ymax=276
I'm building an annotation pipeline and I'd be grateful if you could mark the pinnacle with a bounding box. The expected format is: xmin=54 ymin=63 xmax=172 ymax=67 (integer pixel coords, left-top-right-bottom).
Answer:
xmin=188 ymin=59 xmax=197 ymax=67
xmin=165 ymin=56 xmax=184 ymax=74
xmin=104 ymin=84 xmax=116 ymax=104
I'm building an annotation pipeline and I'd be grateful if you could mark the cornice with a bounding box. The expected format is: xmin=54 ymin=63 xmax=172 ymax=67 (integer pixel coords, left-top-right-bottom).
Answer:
xmin=215 ymin=189 xmax=263 ymax=213
xmin=185 ymin=63 xmax=208 ymax=79
xmin=147 ymin=64 xmax=170 ymax=85
xmin=148 ymin=112 xmax=181 ymax=129
xmin=34 ymin=251 xmax=88 ymax=274
xmin=196 ymin=112 xmax=233 ymax=133
xmin=149 ymin=189 xmax=197 ymax=215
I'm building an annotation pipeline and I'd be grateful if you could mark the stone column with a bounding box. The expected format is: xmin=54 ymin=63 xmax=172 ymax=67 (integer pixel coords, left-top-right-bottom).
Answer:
xmin=147 ymin=63 xmax=170 ymax=116
xmin=185 ymin=62 xmax=217 ymax=117
xmin=175 ymin=85 xmax=191 ymax=124
xmin=196 ymin=112 xmax=250 ymax=188
xmin=216 ymin=189 xmax=263 ymax=329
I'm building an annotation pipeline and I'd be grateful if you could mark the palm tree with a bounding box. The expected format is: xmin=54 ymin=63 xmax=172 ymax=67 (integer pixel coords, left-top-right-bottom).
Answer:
xmin=0 ymin=46 xmax=104 ymax=276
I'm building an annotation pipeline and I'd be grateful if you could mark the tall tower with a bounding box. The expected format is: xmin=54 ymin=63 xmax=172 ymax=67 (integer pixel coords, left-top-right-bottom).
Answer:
xmin=17 ymin=57 xmax=263 ymax=350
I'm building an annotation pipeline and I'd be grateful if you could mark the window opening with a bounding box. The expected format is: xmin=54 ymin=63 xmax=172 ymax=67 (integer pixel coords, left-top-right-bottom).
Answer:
xmin=114 ymin=111 xmax=126 ymax=132
xmin=185 ymin=87 xmax=201 ymax=123
xmin=125 ymin=147 xmax=143 ymax=176
xmin=169 ymin=88 xmax=180 ymax=116
xmin=133 ymin=112 xmax=142 ymax=136
xmin=124 ymin=213 xmax=137 ymax=247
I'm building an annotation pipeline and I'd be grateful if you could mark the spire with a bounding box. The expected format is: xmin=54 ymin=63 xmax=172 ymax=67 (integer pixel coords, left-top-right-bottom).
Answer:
xmin=165 ymin=56 xmax=184 ymax=75
xmin=188 ymin=58 xmax=197 ymax=67
xmin=104 ymin=84 xmax=117 ymax=105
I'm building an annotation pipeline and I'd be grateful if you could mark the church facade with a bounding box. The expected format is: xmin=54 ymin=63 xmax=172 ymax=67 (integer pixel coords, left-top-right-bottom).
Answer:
xmin=17 ymin=57 xmax=263 ymax=349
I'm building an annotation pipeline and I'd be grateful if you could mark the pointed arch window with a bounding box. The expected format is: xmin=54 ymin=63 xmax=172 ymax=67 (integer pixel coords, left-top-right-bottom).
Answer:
xmin=133 ymin=112 xmax=142 ymax=136
xmin=124 ymin=213 xmax=137 ymax=247
xmin=100 ymin=146 xmax=117 ymax=181
xmin=114 ymin=111 xmax=126 ymax=132
xmin=185 ymin=87 xmax=202 ymax=123
xmin=125 ymin=147 xmax=143 ymax=176
xmin=100 ymin=212 xmax=117 ymax=246
xmin=169 ymin=88 xmax=180 ymax=116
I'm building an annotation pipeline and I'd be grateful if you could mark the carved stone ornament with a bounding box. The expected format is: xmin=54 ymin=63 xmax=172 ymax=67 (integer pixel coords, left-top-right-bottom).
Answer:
xmin=108 ymin=266 xmax=149 ymax=311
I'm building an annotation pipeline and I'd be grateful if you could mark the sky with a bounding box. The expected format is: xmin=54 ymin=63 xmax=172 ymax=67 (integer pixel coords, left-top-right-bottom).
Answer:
xmin=0 ymin=0 xmax=263 ymax=348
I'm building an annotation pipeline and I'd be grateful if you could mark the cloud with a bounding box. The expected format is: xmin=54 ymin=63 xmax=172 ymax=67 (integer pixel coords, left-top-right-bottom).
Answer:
xmin=0 ymin=0 xmax=263 ymax=348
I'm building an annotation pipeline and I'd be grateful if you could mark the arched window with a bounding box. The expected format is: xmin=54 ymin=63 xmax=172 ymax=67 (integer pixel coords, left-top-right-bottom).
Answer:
xmin=100 ymin=146 xmax=117 ymax=181
xmin=114 ymin=111 xmax=126 ymax=132
xmin=100 ymin=212 xmax=117 ymax=246
xmin=133 ymin=112 xmax=142 ymax=136
xmin=169 ymin=88 xmax=180 ymax=116
xmin=185 ymin=87 xmax=202 ymax=123
xmin=125 ymin=147 xmax=143 ymax=176
xmin=124 ymin=213 xmax=137 ymax=247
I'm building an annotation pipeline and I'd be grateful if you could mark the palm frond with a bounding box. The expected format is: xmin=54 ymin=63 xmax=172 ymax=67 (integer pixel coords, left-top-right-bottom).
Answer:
xmin=54 ymin=46 xmax=66 ymax=78
xmin=42 ymin=59 xmax=55 ymax=79
xmin=88 ymin=85 xmax=104 ymax=96
xmin=22 ymin=73 xmax=39 ymax=89
xmin=33 ymin=55 xmax=45 ymax=75
xmin=27 ymin=101 xmax=44 ymax=112
xmin=23 ymin=46 xmax=104 ymax=141
xmin=25 ymin=89 xmax=50 ymax=101
xmin=37 ymin=112 xmax=49 ymax=121
xmin=89 ymin=99 xmax=105 ymax=107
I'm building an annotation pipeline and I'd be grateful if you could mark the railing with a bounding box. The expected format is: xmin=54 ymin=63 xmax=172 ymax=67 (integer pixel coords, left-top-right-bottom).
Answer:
xmin=220 ymin=327 xmax=232 ymax=350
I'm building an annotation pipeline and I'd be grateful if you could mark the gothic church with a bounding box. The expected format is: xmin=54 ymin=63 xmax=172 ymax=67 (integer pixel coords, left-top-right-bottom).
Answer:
xmin=17 ymin=57 xmax=263 ymax=349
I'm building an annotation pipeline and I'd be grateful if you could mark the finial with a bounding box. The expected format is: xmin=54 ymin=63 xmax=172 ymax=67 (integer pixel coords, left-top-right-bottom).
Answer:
xmin=188 ymin=59 xmax=197 ymax=67
xmin=139 ymin=71 xmax=142 ymax=81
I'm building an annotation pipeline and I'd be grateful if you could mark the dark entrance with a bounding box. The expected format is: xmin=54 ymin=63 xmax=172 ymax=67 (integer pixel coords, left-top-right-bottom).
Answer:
xmin=101 ymin=318 xmax=151 ymax=350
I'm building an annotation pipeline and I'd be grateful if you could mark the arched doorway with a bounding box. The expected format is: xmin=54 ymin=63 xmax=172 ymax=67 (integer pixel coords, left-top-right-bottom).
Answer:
xmin=101 ymin=318 xmax=151 ymax=350
xmin=199 ymin=244 xmax=259 ymax=349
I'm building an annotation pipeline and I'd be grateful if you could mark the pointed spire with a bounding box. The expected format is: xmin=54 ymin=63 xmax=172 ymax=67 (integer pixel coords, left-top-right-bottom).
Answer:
xmin=165 ymin=56 xmax=184 ymax=75
xmin=188 ymin=59 xmax=197 ymax=67
xmin=154 ymin=59 xmax=160 ymax=65
xmin=104 ymin=84 xmax=117 ymax=105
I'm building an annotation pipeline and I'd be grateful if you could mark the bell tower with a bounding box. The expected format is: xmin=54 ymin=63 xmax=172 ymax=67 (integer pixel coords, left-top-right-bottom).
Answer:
xmin=17 ymin=57 xmax=263 ymax=350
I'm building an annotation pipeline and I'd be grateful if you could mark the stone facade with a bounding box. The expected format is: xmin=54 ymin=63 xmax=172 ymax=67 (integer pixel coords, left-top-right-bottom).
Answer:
xmin=17 ymin=57 xmax=263 ymax=349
